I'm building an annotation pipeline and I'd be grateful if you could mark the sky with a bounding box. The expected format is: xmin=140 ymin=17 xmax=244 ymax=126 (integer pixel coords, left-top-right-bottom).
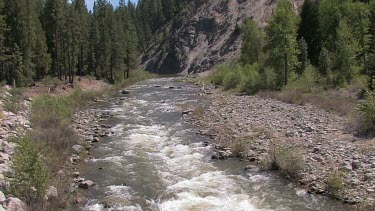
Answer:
xmin=86 ymin=0 xmax=138 ymax=11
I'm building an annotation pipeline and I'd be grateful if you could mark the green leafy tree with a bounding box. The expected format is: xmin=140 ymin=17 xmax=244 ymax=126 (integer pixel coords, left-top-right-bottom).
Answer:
xmin=240 ymin=18 xmax=265 ymax=65
xmin=265 ymin=0 xmax=300 ymax=87
xmin=335 ymin=20 xmax=360 ymax=84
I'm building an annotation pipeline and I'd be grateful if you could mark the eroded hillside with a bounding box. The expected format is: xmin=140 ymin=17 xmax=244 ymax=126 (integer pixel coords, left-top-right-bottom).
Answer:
xmin=140 ymin=0 xmax=304 ymax=74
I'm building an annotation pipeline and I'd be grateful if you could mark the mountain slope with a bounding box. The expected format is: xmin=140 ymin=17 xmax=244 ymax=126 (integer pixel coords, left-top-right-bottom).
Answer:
xmin=139 ymin=0 xmax=304 ymax=74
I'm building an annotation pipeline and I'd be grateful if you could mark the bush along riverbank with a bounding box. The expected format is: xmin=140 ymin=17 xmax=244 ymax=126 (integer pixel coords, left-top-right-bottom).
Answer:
xmin=0 ymin=70 xmax=155 ymax=210
xmin=182 ymin=76 xmax=375 ymax=209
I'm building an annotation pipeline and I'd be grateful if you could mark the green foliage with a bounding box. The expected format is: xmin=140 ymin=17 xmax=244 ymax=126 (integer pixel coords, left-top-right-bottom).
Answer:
xmin=3 ymin=88 xmax=26 ymax=113
xmin=265 ymin=0 xmax=300 ymax=87
xmin=259 ymin=67 xmax=277 ymax=90
xmin=334 ymin=20 xmax=360 ymax=84
xmin=210 ymin=64 xmax=232 ymax=86
xmin=41 ymin=76 xmax=60 ymax=87
xmin=239 ymin=64 xmax=260 ymax=94
xmin=268 ymin=143 xmax=304 ymax=178
xmin=298 ymin=0 xmax=320 ymax=65
xmin=356 ymin=90 xmax=375 ymax=133
xmin=319 ymin=47 xmax=331 ymax=76
xmin=298 ymin=37 xmax=309 ymax=74
xmin=31 ymin=87 xmax=96 ymax=127
xmin=326 ymin=171 xmax=345 ymax=197
xmin=285 ymin=65 xmax=320 ymax=93
xmin=240 ymin=18 xmax=265 ymax=65
xmin=113 ymin=69 xmax=156 ymax=88
xmin=10 ymin=135 xmax=50 ymax=203
xmin=223 ymin=67 xmax=242 ymax=91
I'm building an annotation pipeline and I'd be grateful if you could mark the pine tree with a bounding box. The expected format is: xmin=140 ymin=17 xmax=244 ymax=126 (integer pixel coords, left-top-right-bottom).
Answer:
xmin=0 ymin=0 xmax=7 ymax=81
xmin=298 ymin=37 xmax=309 ymax=74
xmin=319 ymin=47 xmax=331 ymax=76
xmin=319 ymin=0 xmax=341 ymax=52
xmin=297 ymin=0 xmax=320 ymax=65
xmin=72 ymin=0 xmax=89 ymax=76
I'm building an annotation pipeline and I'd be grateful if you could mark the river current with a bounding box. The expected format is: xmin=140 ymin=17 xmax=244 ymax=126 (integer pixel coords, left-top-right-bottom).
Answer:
xmin=76 ymin=78 xmax=351 ymax=211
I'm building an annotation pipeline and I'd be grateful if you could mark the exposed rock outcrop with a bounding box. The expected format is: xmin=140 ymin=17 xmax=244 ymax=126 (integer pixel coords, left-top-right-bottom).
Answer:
xmin=140 ymin=0 xmax=304 ymax=74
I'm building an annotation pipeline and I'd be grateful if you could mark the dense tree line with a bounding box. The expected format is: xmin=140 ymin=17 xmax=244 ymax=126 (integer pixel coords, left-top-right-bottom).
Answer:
xmin=0 ymin=0 xmax=198 ymax=87
xmin=238 ymin=0 xmax=375 ymax=91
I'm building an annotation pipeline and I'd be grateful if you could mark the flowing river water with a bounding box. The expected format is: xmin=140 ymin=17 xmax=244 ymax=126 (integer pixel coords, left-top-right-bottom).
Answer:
xmin=76 ymin=78 xmax=352 ymax=211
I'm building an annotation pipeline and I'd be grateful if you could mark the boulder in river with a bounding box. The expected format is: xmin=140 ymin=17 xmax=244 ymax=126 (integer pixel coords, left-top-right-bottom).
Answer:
xmin=182 ymin=110 xmax=193 ymax=115
xmin=78 ymin=180 xmax=95 ymax=189
xmin=72 ymin=145 xmax=84 ymax=153
xmin=121 ymin=90 xmax=130 ymax=95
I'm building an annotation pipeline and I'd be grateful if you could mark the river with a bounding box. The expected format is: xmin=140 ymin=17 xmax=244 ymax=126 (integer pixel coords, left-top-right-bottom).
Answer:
xmin=76 ymin=78 xmax=351 ymax=211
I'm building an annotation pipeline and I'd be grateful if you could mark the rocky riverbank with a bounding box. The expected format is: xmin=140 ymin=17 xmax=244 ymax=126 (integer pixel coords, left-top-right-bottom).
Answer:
xmin=0 ymin=78 xmax=111 ymax=210
xmin=184 ymin=81 xmax=375 ymax=207
xmin=0 ymin=90 xmax=31 ymax=210
xmin=68 ymin=94 xmax=130 ymax=205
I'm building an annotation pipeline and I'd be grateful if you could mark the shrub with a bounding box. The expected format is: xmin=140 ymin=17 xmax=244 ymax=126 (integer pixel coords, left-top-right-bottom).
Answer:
xmin=260 ymin=67 xmax=277 ymax=90
xmin=10 ymin=135 xmax=50 ymax=204
xmin=4 ymin=88 xmax=26 ymax=113
xmin=210 ymin=64 xmax=232 ymax=86
xmin=231 ymin=139 xmax=246 ymax=158
xmin=355 ymin=91 xmax=375 ymax=133
xmin=31 ymin=87 xmax=97 ymax=127
xmin=31 ymin=95 xmax=75 ymax=127
xmin=326 ymin=171 xmax=345 ymax=198
xmin=268 ymin=143 xmax=304 ymax=178
xmin=285 ymin=65 xmax=320 ymax=93
xmin=41 ymin=76 xmax=60 ymax=87
xmin=113 ymin=69 xmax=156 ymax=88
xmin=239 ymin=64 xmax=260 ymax=94
xmin=29 ymin=124 xmax=78 ymax=174
xmin=223 ymin=67 xmax=242 ymax=90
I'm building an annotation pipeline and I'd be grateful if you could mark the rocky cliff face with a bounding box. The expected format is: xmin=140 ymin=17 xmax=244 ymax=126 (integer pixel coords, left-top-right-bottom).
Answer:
xmin=139 ymin=0 xmax=304 ymax=74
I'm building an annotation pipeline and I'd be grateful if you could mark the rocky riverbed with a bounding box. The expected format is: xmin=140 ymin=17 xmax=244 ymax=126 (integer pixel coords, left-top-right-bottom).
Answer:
xmin=184 ymin=81 xmax=375 ymax=206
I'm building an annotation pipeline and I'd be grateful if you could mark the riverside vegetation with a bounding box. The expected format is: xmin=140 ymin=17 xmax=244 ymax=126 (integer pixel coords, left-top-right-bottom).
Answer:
xmin=201 ymin=0 xmax=375 ymax=207
xmin=210 ymin=0 xmax=375 ymax=134
xmin=2 ymin=70 xmax=154 ymax=210
xmin=2 ymin=0 xmax=375 ymax=209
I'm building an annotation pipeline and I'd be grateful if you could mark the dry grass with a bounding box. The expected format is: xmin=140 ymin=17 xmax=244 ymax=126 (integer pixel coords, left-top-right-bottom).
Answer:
xmin=326 ymin=171 xmax=346 ymax=198
xmin=230 ymin=138 xmax=250 ymax=158
xmin=267 ymin=142 xmax=305 ymax=178
xmin=191 ymin=106 xmax=205 ymax=119
xmin=178 ymin=102 xmax=191 ymax=111
xmin=257 ymin=89 xmax=357 ymax=116
xmin=29 ymin=124 xmax=79 ymax=174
